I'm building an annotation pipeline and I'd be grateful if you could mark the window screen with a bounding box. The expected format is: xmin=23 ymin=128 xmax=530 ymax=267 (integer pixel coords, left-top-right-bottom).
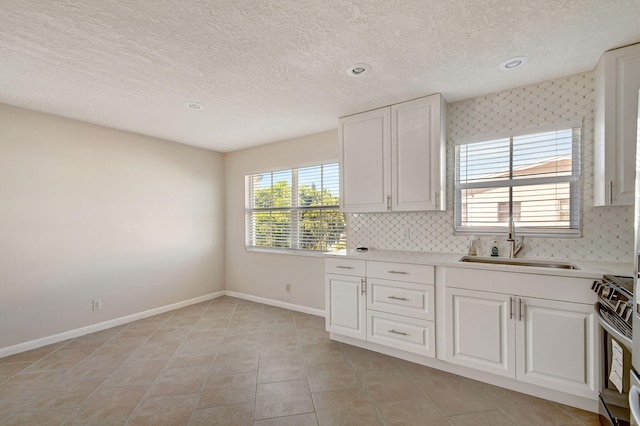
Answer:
xmin=455 ymin=126 xmax=581 ymax=236
xmin=245 ymin=163 xmax=346 ymax=252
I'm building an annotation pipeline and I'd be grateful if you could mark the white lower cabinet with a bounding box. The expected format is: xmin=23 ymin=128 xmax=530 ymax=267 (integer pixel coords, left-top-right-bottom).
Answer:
xmin=325 ymin=258 xmax=367 ymax=340
xmin=326 ymin=259 xmax=436 ymax=357
xmin=516 ymin=296 xmax=595 ymax=398
xmin=326 ymin=274 xmax=366 ymax=339
xmin=326 ymin=257 xmax=598 ymax=404
xmin=446 ymin=288 xmax=515 ymax=377
xmin=446 ymin=287 xmax=596 ymax=398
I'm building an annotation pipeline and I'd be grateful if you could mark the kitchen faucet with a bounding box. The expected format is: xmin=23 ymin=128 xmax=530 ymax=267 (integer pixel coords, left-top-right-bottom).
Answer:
xmin=506 ymin=216 xmax=524 ymax=258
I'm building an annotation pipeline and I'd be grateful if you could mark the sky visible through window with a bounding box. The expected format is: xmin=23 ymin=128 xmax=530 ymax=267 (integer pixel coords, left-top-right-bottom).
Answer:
xmin=458 ymin=129 xmax=573 ymax=183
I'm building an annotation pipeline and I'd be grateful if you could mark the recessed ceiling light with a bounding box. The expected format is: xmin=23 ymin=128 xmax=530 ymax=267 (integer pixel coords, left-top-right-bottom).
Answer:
xmin=498 ymin=56 xmax=528 ymax=71
xmin=347 ymin=63 xmax=371 ymax=76
xmin=184 ymin=102 xmax=204 ymax=110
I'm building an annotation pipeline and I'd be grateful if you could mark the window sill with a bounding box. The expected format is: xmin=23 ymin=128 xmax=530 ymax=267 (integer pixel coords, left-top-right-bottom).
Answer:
xmin=245 ymin=247 xmax=339 ymax=257
xmin=454 ymin=229 xmax=581 ymax=238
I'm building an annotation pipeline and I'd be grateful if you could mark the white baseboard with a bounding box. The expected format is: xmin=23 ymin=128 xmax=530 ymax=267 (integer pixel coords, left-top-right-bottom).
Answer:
xmin=224 ymin=291 xmax=326 ymax=317
xmin=0 ymin=291 xmax=225 ymax=358
xmin=0 ymin=290 xmax=325 ymax=359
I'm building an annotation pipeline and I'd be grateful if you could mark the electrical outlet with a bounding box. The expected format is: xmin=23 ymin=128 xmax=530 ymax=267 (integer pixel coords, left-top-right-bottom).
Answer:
xmin=403 ymin=227 xmax=411 ymax=240
xmin=92 ymin=299 xmax=102 ymax=311
xmin=286 ymin=283 xmax=291 ymax=293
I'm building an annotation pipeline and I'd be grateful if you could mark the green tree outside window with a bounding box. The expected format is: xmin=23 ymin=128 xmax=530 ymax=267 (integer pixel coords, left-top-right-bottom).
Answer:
xmin=246 ymin=163 xmax=346 ymax=252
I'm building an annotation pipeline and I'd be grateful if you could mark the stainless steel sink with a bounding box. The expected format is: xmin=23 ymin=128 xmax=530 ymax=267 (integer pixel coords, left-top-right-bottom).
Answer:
xmin=458 ymin=256 xmax=580 ymax=270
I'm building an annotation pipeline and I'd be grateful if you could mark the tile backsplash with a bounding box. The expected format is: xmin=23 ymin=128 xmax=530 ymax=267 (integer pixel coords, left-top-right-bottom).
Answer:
xmin=347 ymin=72 xmax=634 ymax=263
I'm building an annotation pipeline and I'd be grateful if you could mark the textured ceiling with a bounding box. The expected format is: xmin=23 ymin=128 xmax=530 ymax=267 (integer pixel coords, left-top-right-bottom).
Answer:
xmin=1 ymin=1 xmax=640 ymax=152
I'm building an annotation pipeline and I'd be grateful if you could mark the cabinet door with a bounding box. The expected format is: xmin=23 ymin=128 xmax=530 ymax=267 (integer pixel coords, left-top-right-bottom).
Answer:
xmin=391 ymin=94 xmax=445 ymax=211
xmin=339 ymin=107 xmax=391 ymax=212
xmin=594 ymin=43 xmax=640 ymax=206
xmin=516 ymin=297 xmax=596 ymax=398
xmin=446 ymin=288 xmax=515 ymax=378
xmin=325 ymin=274 xmax=366 ymax=340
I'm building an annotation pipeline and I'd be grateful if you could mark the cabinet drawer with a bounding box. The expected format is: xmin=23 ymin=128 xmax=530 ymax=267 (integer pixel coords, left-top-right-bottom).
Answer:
xmin=368 ymin=279 xmax=434 ymax=320
xmin=367 ymin=261 xmax=434 ymax=284
xmin=326 ymin=258 xmax=365 ymax=276
xmin=367 ymin=311 xmax=435 ymax=357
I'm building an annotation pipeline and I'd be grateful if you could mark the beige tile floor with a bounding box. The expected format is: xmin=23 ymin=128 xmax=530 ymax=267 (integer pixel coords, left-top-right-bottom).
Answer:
xmin=0 ymin=296 xmax=600 ymax=425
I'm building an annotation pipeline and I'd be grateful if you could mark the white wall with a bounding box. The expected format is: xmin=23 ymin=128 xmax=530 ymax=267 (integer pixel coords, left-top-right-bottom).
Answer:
xmin=224 ymin=131 xmax=339 ymax=310
xmin=0 ymin=104 xmax=225 ymax=349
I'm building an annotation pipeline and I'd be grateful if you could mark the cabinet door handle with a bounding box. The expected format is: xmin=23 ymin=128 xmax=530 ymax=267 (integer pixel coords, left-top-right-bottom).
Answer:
xmin=336 ymin=266 xmax=354 ymax=270
xmin=388 ymin=296 xmax=409 ymax=301
xmin=519 ymin=298 xmax=524 ymax=322
xmin=610 ymin=181 xmax=614 ymax=205
xmin=388 ymin=329 xmax=408 ymax=336
xmin=387 ymin=195 xmax=392 ymax=210
xmin=509 ymin=297 xmax=514 ymax=320
xmin=388 ymin=270 xmax=409 ymax=275
xmin=435 ymin=191 xmax=439 ymax=210
xmin=361 ymin=278 xmax=366 ymax=295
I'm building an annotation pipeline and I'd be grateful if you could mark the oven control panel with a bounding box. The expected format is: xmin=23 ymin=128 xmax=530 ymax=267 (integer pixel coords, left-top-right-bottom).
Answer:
xmin=593 ymin=280 xmax=634 ymax=323
xmin=592 ymin=275 xmax=634 ymax=337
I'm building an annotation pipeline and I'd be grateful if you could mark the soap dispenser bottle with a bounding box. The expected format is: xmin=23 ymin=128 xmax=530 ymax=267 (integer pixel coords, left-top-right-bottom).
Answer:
xmin=490 ymin=239 xmax=499 ymax=257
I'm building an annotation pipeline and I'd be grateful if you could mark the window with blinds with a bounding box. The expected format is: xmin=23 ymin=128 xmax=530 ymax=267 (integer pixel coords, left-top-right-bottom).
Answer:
xmin=245 ymin=163 xmax=346 ymax=252
xmin=454 ymin=125 xmax=581 ymax=236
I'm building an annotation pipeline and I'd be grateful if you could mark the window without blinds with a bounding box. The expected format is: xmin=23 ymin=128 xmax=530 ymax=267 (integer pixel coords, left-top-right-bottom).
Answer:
xmin=245 ymin=163 xmax=346 ymax=252
xmin=454 ymin=126 xmax=581 ymax=236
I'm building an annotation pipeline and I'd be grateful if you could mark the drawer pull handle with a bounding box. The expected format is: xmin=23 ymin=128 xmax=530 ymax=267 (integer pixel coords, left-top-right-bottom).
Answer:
xmin=388 ymin=329 xmax=408 ymax=336
xmin=336 ymin=266 xmax=354 ymax=269
xmin=388 ymin=270 xmax=409 ymax=275
xmin=388 ymin=296 xmax=409 ymax=301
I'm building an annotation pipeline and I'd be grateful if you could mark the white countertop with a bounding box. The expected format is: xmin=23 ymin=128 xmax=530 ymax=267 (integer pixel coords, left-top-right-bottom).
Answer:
xmin=324 ymin=249 xmax=632 ymax=279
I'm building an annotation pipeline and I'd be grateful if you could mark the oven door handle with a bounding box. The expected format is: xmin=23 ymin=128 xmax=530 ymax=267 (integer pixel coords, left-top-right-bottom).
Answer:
xmin=630 ymin=385 xmax=640 ymax=425
xmin=595 ymin=304 xmax=633 ymax=351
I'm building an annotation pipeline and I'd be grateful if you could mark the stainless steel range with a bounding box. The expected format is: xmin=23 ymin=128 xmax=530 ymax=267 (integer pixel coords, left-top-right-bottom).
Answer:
xmin=595 ymin=275 xmax=634 ymax=345
xmin=593 ymin=274 xmax=634 ymax=426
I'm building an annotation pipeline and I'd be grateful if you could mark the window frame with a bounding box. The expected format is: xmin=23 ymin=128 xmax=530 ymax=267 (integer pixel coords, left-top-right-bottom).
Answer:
xmin=244 ymin=162 xmax=346 ymax=254
xmin=454 ymin=122 xmax=582 ymax=237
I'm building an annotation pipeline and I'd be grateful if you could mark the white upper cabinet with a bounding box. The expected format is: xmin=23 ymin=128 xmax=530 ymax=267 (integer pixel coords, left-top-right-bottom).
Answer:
xmin=594 ymin=42 xmax=640 ymax=206
xmin=391 ymin=95 xmax=445 ymax=211
xmin=339 ymin=107 xmax=391 ymax=212
xmin=339 ymin=94 xmax=446 ymax=212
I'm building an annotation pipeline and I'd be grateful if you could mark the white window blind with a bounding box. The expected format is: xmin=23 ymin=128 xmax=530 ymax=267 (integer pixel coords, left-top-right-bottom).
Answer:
xmin=245 ymin=163 xmax=346 ymax=252
xmin=455 ymin=126 xmax=581 ymax=236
